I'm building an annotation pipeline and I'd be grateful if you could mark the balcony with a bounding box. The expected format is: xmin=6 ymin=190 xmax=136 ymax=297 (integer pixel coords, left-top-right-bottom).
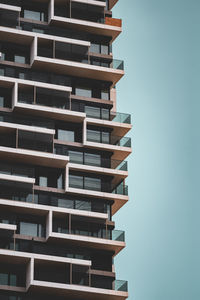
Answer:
xmin=0 ymin=3 xmax=20 ymax=29
xmin=69 ymin=175 xmax=128 ymax=196
xmin=18 ymin=85 xmax=70 ymax=110
xmin=17 ymin=83 xmax=130 ymax=126
xmin=0 ymin=122 xmax=54 ymax=154
xmin=34 ymin=40 xmax=124 ymax=85
xmin=52 ymin=213 xmax=124 ymax=242
xmin=87 ymin=131 xmax=131 ymax=148
xmin=115 ymin=280 xmax=128 ymax=292
xmin=51 ymin=0 xmax=122 ymax=41
xmin=0 ymin=184 xmax=112 ymax=217
xmin=36 ymin=37 xmax=124 ymax=70
xmin=55 ymin=145 xmax=128 ymax=171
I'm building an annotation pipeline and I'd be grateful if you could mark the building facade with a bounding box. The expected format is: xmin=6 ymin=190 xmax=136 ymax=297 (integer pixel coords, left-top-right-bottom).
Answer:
xmin=0 ymin=0 xmax=131 ymax=299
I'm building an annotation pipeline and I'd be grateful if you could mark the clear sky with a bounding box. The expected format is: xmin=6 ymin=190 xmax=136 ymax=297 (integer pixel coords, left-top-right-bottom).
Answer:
xmin=112 ymin=1 xmax=200 ymax=299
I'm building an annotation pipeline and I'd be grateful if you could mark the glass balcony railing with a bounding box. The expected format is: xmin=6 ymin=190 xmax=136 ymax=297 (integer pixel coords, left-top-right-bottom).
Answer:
xmin=69 ymin=176 xmax=128 ymax=196
xmin=113 ymin=182 xmax=128 ymax=196
xmin=18 ymin=92 xmax=70 ymax=110
xmin=53 ymin=226 xmax=125 ymax=242
xmin=110 ymin=59 xmax=124 ymax=70
xmin=18 ymin=92 xmax=130 ymax=125
xmin=115 ymin=280 xmax=128 ymax=292
xmin=54 ymin=145 xmax=128 ymax=171
xmin=37 ymin=45 xmax=124 ymax=70
xmin=111 ymin=112 xmax=131 ymax=124
xmin=84 ymin=107 xmax=131 ymax=124
xmin=87 ymin=132 xmax=131 ymax=148
xmin=112 ymin=230 xmax=125 ymax=242
xmin=0 ymin=130 xmax=53 ymax=154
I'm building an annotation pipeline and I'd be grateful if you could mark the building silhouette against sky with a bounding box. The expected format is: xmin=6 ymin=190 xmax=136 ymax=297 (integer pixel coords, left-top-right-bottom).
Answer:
xmin=0 ymin=0 xmax=131 ymax=299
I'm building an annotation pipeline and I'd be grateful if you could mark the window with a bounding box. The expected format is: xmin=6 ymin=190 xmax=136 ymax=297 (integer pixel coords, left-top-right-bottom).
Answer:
xmin=85 ymin=106 xmax=101 ymax=119
xmin=0 ymin=68 xmax=4 ymax=76
xmin=85 ymin=153 xmax=101 ymax=167
xmin=24 ymin=10 xmax=45 ymax=22
xmin=32 ymin=28 xmax=45 ymax=34
xmin=0 ymin=273 xmax=9 ymax=285
xmin=101 ymin=90 xmax=109 ymax=100
xmin=58 ymin=198 xmax=74 ymax=209
xmin=57 ymin=173 xmax=63 ymax=189
xmin=101 ymin=44 xmax=109 ymax=55
xmin=87 ymin=129 xmax=101 ymax=143
xmin=19 ymin=73 xmax=25 ymax=79
xmin=0 ymin=273 xmax=17 ymax=287
xmin=102 ymin=132 xmax=110 ymax=144
xmin=68 ymin=150 xmax=83 ymax=164
xmin=75 ymin=87 xmax=92 ymax=98
xmin=69 ymin=175 xmax=83 ymax=189
xmin=0 ymin=52 xmax=5 ymax=60
xmin=90 ymin=43 xmax=100 ymax=53
xmin=20 ymin=221 xmax=44 ymax=237
xmin=14 ymin=55 xmax=26 ymax=64
xmin=57 ymin=129 xmax=75 ymax=142
xmin=39 ymin=176 xmax=48 ymax=187
xmin=102 ymin=108 xmax=109 ymax=120
xmin=0 ymin=96 xmax=4 ymax=107
xmin=85 ymin=177 xmax=101 ymax=191
xmin=75 ymin=200 xmax=91 ymax=211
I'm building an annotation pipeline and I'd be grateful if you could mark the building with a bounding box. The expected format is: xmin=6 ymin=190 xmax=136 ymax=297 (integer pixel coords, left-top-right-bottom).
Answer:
xmin=0 ymin=0 xmax=132 ymax=299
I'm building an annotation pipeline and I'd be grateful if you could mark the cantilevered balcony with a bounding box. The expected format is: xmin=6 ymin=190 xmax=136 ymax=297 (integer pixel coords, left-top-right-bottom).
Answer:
xmin=85 ymin=129 xmax=132 ymax=161
xmin=33 ymin=41 xmax=124 ymax=86
xmin=0 ymin=122 xmax=54 ymax=153
xmin=87 ymin=131 xmax=131 ymax=148
xmin=0 ymin=3 xmax=20 ymax=29
xmin=50 ymin=0 xmax=122 ymax=42
xmin=55 ymin=145 xmax=128 ymax=171
xmin=68 ymin=175 xmax=128 ymax=196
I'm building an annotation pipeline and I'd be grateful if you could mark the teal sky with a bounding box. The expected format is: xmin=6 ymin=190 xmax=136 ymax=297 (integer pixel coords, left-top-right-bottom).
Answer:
xmin=113 ymin=1 xmax=200 ymax=299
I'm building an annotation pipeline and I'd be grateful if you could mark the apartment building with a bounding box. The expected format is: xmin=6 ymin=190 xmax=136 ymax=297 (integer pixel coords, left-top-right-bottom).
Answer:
xmin=0 ymin=0 xmax=131 ymax=299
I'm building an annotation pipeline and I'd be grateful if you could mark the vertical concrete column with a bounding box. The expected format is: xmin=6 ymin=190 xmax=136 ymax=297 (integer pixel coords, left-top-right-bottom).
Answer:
xmin=110 ymin=88 xmax=117 ymax=113
xmin=46 ymin=211 xmax=52 ymax=239
xmin=12 ymin=82 xmax=18 ymax=109
xmin=30 ymin=37 xmax=37 ymax=65
xmin=26 ymin=258 xmax=34 ymax=290
xmin=48 ymin=0 xmax=54 ymax=23
xmin=83 ymin=119 xmax=87 ymax=145
xmin=65 ymin=164 xmax=69 ymax=192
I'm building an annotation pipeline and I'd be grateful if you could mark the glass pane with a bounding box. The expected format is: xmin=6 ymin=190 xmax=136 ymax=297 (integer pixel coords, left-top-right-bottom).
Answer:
xmin=57 ymin=174 xmax=63 ymax=189
xmin=101 ymin=45 xmax=109 ymax=55
xmin=85 ymin=106 xmax=100 ymax=119
xmin=0 ymin=96 xmax=4 ymax=107
xmin=75 ymin=200 xmax=91 ymax=211
xmin=0 ymin=273 xmax=8 ymax=285
xmin=69 ymin=175 xmax=83 ymax=189
xmin=102 ymin=132 xmax=110 ymax=144
xmin=58 ymin=198 xmax=74 ymax=209
xmin=10 ymin=274 xmax=17 ymax=286
xmin=24 ymin=10 xmax=41 ymax=21
xmin=15 ymin=55 xmax=25 ymax=64
xmin=90 ymin=43 xmax=100 ymax=53
xmin=87 ymin=130 xmax=101 ymax=143
xmin=84 ymin=177 xmax=101 ymax=191
xmin=101 ymin=90 xmax=109 ymax=100
xmin=58 ymin=129 xmax=75 ymax=142
xmin=75 ymin=87 xmax=92 ymax=98
xmin=102 ymin=108 xmax=109 ymax=120
xmin=85 ymin=153 xmax=101 ymax=167
xmin=68 ymin=151 xmax=83 ymax=164
xmin=20 ymin=222 xmax=38 ymax=237
xmin=39 ymin=176 xmax=47 ymax=187
xmin=0 ymin=68 xmax=5 ymax=75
